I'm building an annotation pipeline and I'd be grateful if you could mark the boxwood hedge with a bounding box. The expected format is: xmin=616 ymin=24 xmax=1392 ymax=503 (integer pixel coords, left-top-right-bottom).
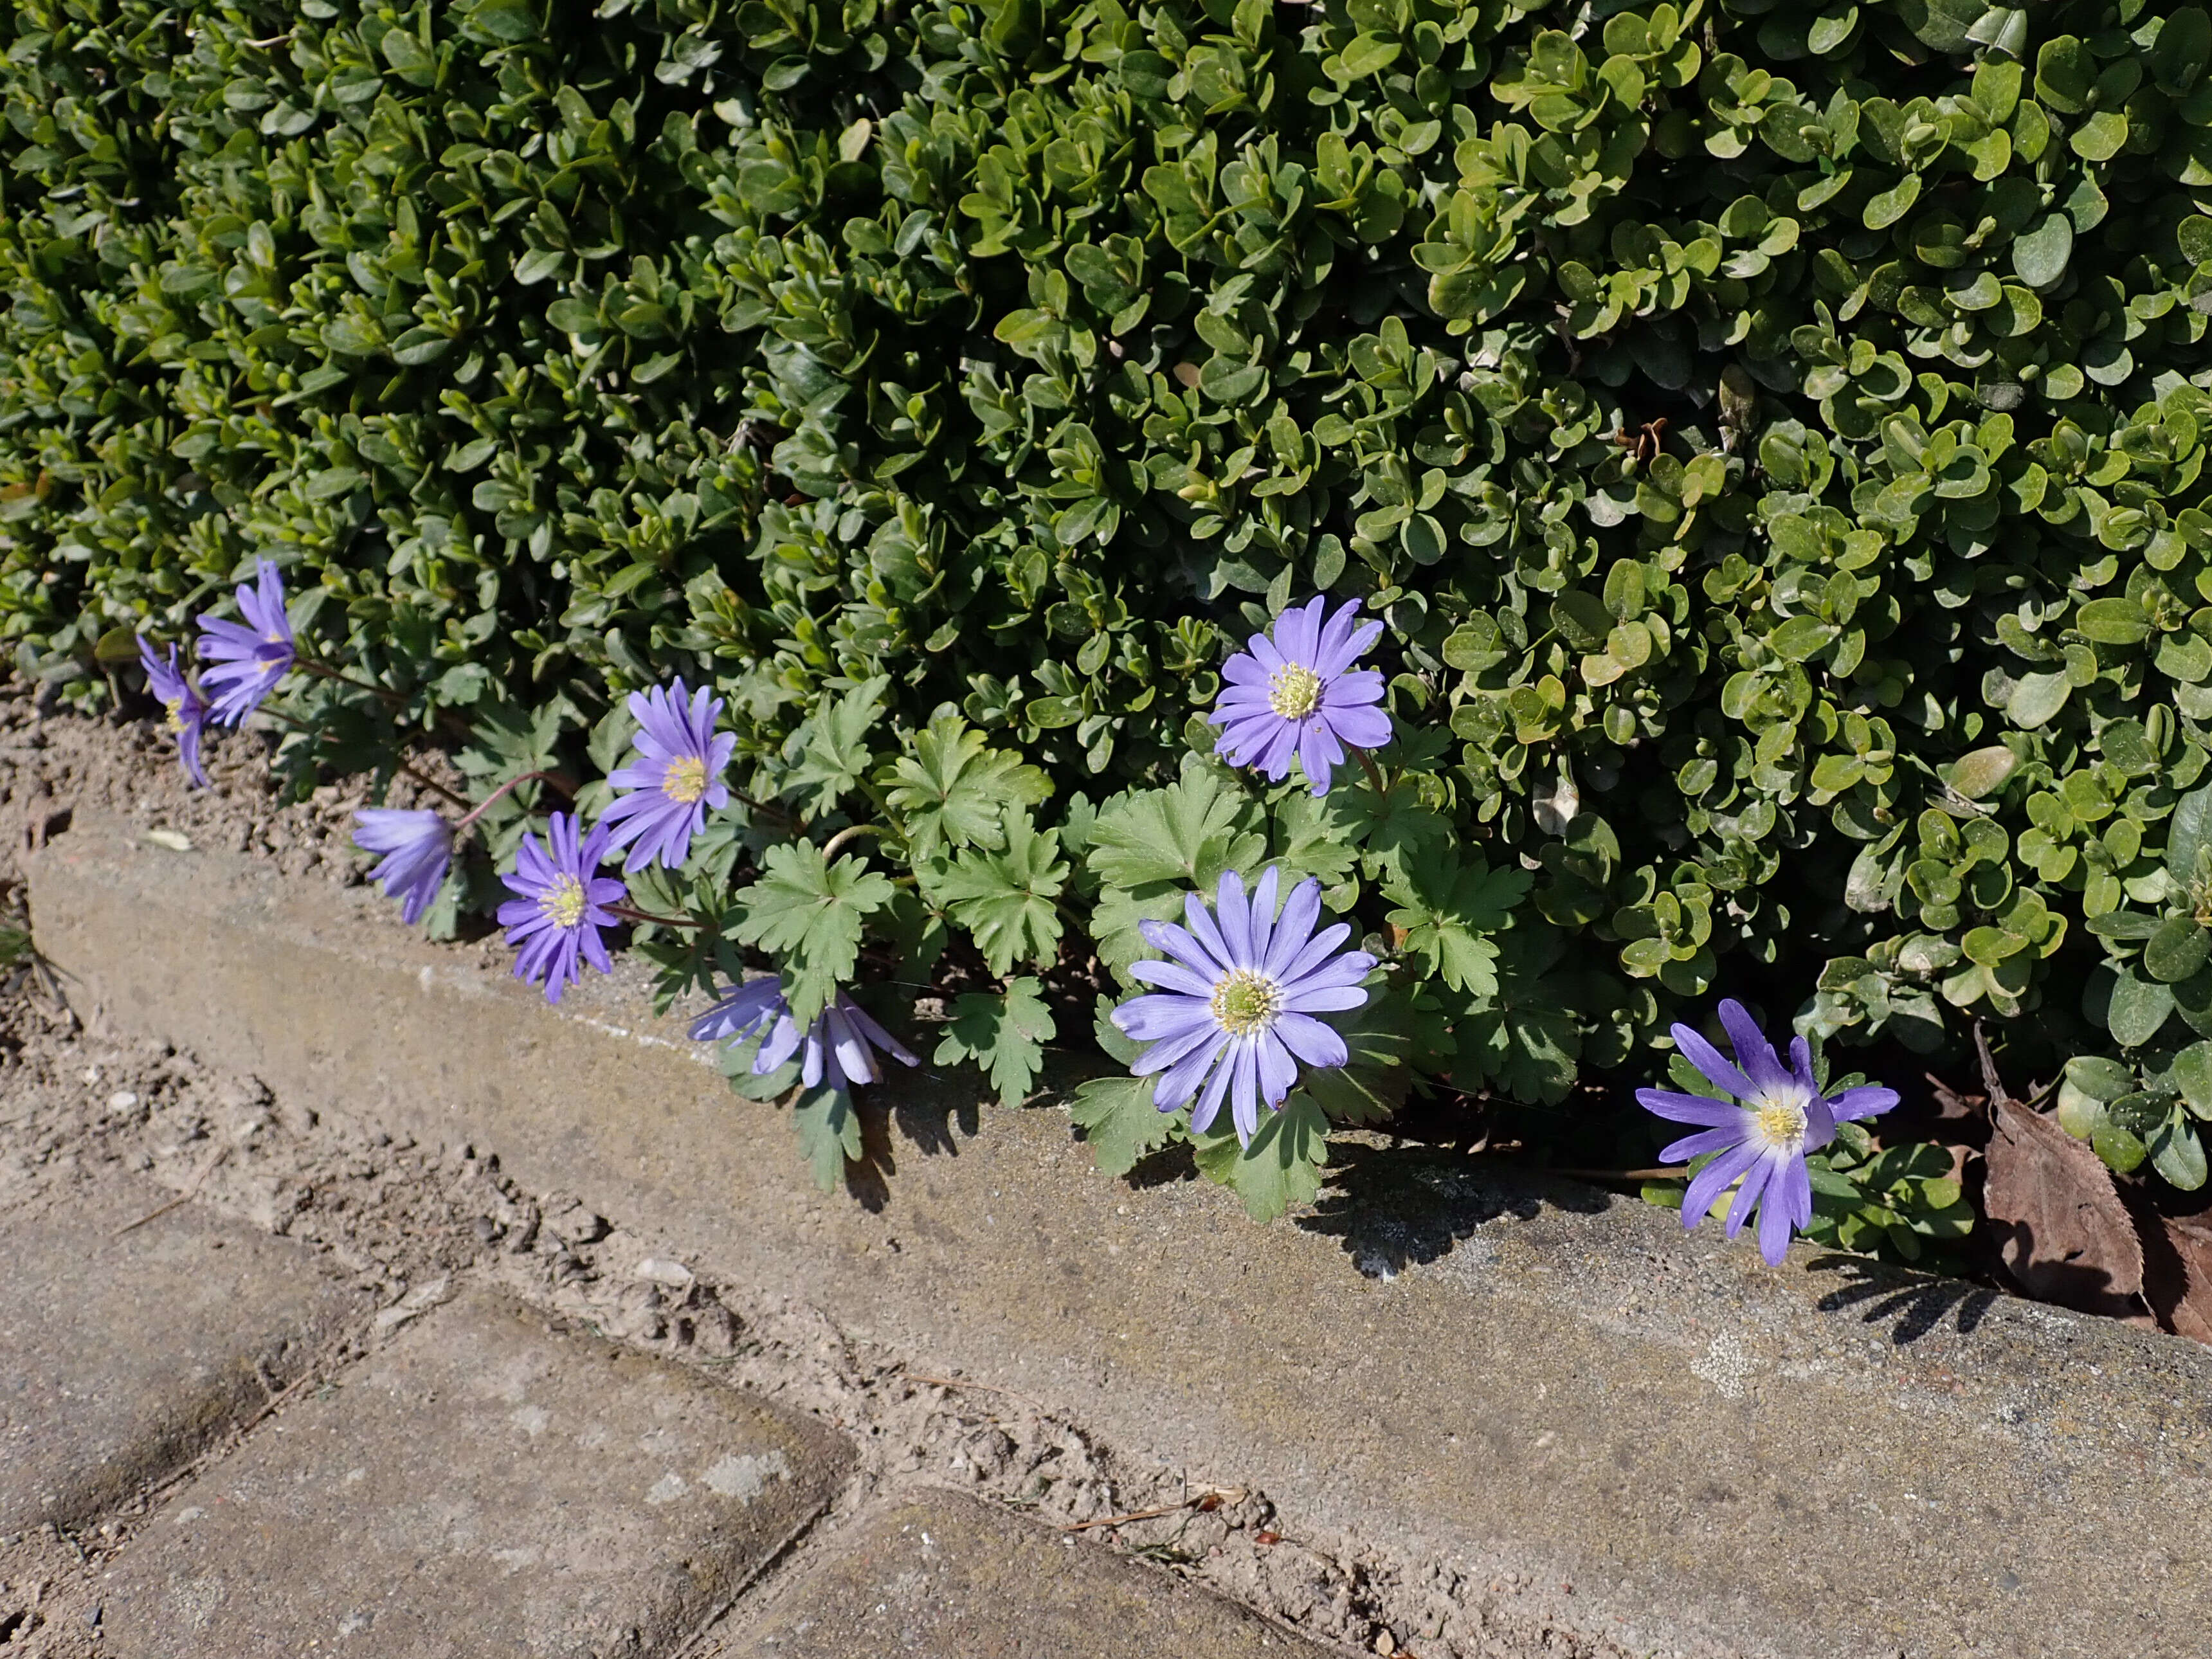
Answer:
xmin=8 ymin=0 xmax=2212 ymax=1229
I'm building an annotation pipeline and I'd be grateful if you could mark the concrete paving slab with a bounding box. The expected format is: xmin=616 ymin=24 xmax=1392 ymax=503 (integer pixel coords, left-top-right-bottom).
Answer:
xmin=720 ymin=1489 xmax=1325 ymax=1658
xmin=35 ymin=811 xmax=2212 ymax=1659
xmin=96 ymin=1285 xmax=851 ymax=1659
xmin=0 ymin=1176 xmax=361 ymax=1533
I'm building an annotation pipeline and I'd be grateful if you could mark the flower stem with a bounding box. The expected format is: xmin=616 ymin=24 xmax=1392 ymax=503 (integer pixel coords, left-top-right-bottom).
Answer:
xmin=731 ymin=787 xmax=801 ymax=828
xmin=609 ymin=902 xmax=700 ymax=929
xmin=295 ymin=655 xmax=404 ymax=705
xmin=455 ymin=769 xmax=577 ymax=835
xmin=820 ymin=822 xmax=889 ymax=860
xmin=1350 ymin=743 xmax=1388 ymax=794
xmin=394 ymin=762 xmax=470 ymax=813
xmin=293 ymin=655 xmax=475 ymax=741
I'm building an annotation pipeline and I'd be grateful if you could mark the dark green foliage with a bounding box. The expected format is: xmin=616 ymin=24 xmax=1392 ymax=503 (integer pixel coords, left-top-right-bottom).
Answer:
xmin=10 ymin=0 xmax=2212 ymax=1208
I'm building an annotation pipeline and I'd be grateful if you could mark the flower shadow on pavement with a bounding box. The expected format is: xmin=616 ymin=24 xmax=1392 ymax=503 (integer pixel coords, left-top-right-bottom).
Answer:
xmin=1297 ymin=1142 xmax=1608 ymax=1281
xmin=1809 ymin=1256 xmax=2000 ymax=1345
xmin=835 ymin=1073 xmax=989 ymax=1211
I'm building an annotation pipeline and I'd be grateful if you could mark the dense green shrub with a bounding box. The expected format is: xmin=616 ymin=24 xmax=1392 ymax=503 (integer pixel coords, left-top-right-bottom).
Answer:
xmin=8 ymin=0 xmax=2212 ymax=1226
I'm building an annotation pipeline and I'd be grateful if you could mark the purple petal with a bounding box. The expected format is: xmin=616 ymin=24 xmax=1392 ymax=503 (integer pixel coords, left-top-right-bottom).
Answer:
xmin=1116 ymin=993 xmax=1218 ymax=1046
xmin=1273 ymin=594 xmax=1326 ymax=667
xmin=1801 ymin=1091 xmax=1836 ymax=1154
xmin=1131 ymin=1015 xmax=1224 ymax=1079
xmin=1718 ymin=1000 xmax=1791 ymax=1096
xmin=1682 ymin=1140 xmax=1762 ymax=1229
xmin=1279 ymin=982 xmax=1370 ymax=1015
xmin=1129 ymin=959 xmax=1217 ymax=999
xmin=1756 ymin=1158 xmax=1802 ymax=1264
xmin=1296 ymin=720 xmax=1344 ymax=795
xmin=1776 ymin=1153 xmax=1814 ymax=1229
xmin=1724 ymin=1156 xmax=1777 ymax=1240
xmin=1256 ymin=1032 xmax=1299 ymax=1109
xmin=1659 ymin=1124 xmax=1748 ymax=1163
xmin=1321 ymin=667 xmax=1386 ymax=709
xmin=1150 ymin=1029 xmax=1229 ymax=1110
xmin=691 ymin=979 xmax=786 ymax=1044
xmin=823 ymin=1004 xmax=876 ymax=1085
xmin=1829 ymin=1085 xmax=1900 ymax=1121
xmin=1215 ymin=869 xmax=1255 ymax=968
xmin=1788 ymin=1035 xmax=1817 ymax=1091
xmin=1635 ymin=1089 xmax=1743 ymax=1127
xmin=1229 ymin=1042 xmax=1262 ymax=1144
xmin=754 ymin=1013 xmax=804 ymax=1074
xmin=1188 ymin=1046 xmax=1238 ymax=1133
xmin=1260 ymin=878 xmax=1323 ymax=977
xmin=1671 ymin=1022 xmax=1754 ymax=1102
xmin=1245 ymin=865 xmax=1282 ymax=966
xmin=1138 ymin=916 xmax=1229 ymax=981
xmin=1278 ymin=948 xmax=1375 ymax=996
xmin=1181 ymin=885 xmax=1237 ymax=972
xmin=1274 ymin=919 xmax=1355 ymax=986
xmin=1273 ymin=1011 xmax=1348 ymax=1069
xmin=1321 ymin=702 xmax=1392 ymax=750
xmin=1316 ymin=610 xmax=1383 ymax=678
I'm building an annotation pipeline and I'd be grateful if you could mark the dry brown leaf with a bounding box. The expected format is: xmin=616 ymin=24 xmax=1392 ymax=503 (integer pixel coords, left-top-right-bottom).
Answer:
xmin=1983 ymin=1096 xmax=2146 ymax=1319
xmin=2150 ymin=1215 xmax=2212 ymax=1345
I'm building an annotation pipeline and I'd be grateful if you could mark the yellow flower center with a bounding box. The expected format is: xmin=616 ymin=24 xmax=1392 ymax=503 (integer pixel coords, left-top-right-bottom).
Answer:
xmin=663 ymin=755 xmax=709 ymax=804
xmin=1210 ymin=968 xmax=1283 ymax=1037
xmin=1267 ymin=664 xmax=1323 ymax=720
xmin=163 ymin=696 xmax=186 ymax=732
xmin=540 ymin=873 xmax=587 ymax=929
xmin=1752 ymin=1095 xmax=1809 ymax=1152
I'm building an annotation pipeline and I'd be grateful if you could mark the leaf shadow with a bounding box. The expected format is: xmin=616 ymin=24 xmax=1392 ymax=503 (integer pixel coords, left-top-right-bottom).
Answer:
xmin=841 ymin=1076 xmax=990 ymax=1209
xmin=1810 ymin=1254 xmax=2002 ymax=1344
xmin=1296 ymin=1141 xmax=1608 ymax=1280
xmin=887 ymin=1074 xmax=983 ymax=1159
xmin=1124 ymin=1141 xmax=1199 ymax=1188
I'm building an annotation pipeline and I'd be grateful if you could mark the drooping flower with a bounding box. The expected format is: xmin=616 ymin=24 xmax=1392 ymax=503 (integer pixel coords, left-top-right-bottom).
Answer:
xmin=1636 ymin=999 xmax=1901 ymax=1266
xmin=1111 ymin=867 xmax=1375 ymax=1146
xmin=599 ymin=678 xmax=736 ymax=873
xmin=136 ymin=636 xmax=211 ymax=789
xmin=690 ymin=977 xmax=918 ymax=1091
xmin=1210 ymin=594 xmax=1392 ymax=795
xmin=195 ymin=559 xmax=296 ymax=725
xmin=496 ymin=811 xmax=626 ymax=1004
xmin=352 ymin=808 xmax=454 ymax=926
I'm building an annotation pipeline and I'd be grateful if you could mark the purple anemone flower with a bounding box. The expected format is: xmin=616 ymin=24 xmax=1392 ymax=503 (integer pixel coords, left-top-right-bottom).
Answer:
xmin=1111 ymin=867 xmax=1376 ymax=1146
xmin=599 ymin=678 xmax=736 ymax=874
xmin=496 ymin=811 xmax=626 ymax=1004
xmin=1636 ymin=999 xmax=1901 ymax=1266
xmin=690 ymin=977 xmax=918 ymax=1091
xmin=1210 ymin=594 xmax=1391 ymax=795
xmin=352 ymin=809 xmax=454 ymax=926
xmin=195 ymin=559 xmax=296 ymax=726
xmin=136 ymin=636 xmax=210 ymax=789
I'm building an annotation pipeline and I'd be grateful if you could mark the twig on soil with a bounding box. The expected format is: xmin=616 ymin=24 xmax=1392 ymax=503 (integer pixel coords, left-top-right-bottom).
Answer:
xmin=112 ymin=1144 xmax=229 ymax=1236
xmin=1967 ymin=1026 xmax=2060 ymax=1118
xmin=1062 ymin=1485 xmax=1247 ymax=1534
xmin=901 ymin=1370 xmax=1065 ymax=1418
xmin=906 ymin=1370 xmax=1018 ymax=1395
xmin=1974 ymin=1020 xmax=2010 ymax=1106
